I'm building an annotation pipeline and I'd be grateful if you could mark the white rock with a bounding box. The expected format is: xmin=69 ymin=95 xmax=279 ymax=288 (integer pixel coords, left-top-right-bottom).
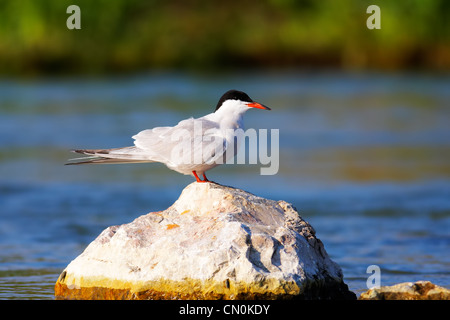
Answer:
xmin=55 ymin=182 xmax=355 ymax=299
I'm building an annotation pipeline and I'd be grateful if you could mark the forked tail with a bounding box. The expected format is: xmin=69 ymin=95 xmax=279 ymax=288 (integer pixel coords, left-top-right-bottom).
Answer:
xmin=66 ymin=147 xmax=153 ymax=165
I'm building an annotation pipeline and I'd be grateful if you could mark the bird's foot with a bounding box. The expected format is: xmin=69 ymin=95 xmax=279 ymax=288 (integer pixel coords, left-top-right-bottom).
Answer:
xmin=192 ymin=171 xmax=214 ymax=183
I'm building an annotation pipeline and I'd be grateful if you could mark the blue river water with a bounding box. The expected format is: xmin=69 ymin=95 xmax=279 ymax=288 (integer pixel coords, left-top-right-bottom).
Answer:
xmin=0 ymin=71 xmax=449 ymax=299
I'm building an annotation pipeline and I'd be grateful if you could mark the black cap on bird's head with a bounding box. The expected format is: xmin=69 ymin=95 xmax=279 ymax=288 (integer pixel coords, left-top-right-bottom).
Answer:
xmin=215 ymin=89 xmax=271 ymax=112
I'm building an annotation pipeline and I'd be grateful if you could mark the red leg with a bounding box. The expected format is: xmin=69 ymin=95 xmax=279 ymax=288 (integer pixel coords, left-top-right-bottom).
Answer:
xmin=192 ymin=171 xmax=202 ymax=182
xmin=192 ymin=171 xmax=212 ymax=183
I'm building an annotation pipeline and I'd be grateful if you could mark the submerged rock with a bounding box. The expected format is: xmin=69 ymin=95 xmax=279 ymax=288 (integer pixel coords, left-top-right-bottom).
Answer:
xmin=55 ymin=182 xmax=355 ymax=300
xmin=359 ymin=281 xmax=450 ymax=300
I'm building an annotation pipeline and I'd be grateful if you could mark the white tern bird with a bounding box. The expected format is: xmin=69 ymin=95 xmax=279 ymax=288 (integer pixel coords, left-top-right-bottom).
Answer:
xmin=67 ymin=89 xmax=271 ymax=182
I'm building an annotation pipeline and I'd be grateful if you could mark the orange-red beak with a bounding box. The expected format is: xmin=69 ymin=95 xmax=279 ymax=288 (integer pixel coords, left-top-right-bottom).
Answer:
xmin=247 ymin=102 xmax=271 ymax=110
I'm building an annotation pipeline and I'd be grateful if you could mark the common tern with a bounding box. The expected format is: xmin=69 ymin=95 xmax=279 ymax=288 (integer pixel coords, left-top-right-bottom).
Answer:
xmin=67 ymin=89 xmax=270 ymax=182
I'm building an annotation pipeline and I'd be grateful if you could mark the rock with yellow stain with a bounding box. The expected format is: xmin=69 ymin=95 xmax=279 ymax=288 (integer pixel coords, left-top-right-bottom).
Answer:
xmin=55 ymin=182 xmax=356 ymax=300
xmin=359 ymin=281 xmax=450 ymax=300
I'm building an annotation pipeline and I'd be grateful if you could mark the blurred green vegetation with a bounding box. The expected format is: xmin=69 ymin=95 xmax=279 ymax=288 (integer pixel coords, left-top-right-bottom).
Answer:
xmin=0 ymin=0 xmax=449 ymax=76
